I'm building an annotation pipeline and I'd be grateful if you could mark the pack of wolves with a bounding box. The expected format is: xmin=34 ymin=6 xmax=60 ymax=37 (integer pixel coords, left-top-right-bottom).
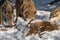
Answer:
xmin=0 ymin=0 xmax=60 ymax=38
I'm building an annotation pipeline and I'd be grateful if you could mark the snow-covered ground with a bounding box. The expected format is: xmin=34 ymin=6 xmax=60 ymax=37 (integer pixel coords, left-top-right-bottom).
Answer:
xmin=0 ymin=0 xmax=60 ymax=40
xmin=0 ymin=10 xmax=60 ymax=40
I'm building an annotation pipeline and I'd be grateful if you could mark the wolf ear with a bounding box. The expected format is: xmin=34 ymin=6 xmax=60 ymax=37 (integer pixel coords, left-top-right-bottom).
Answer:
xmin=27 ymin=23 xmax=34 ymax=28
xmin=27 ymin=19 xmax=34 ymax=27
xmin=28 ymin=24 xmax=30 ymax=27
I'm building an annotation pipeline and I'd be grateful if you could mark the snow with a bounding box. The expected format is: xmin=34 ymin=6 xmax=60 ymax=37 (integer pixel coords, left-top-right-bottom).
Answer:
xmin=0 ymin=10 xmax=60 ymax=40
xmin=0 ymin=0 xmax=60 ymax=40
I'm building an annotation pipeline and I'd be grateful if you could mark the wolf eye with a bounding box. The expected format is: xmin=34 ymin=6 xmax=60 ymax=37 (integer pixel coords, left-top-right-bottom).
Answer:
xmin=26 ymin=15 xmax=28 ymax=16
xmin=34 ymin=11 xmax=36 ymax=14
xmin=26 ymin=13 xmax=29 ymax=16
